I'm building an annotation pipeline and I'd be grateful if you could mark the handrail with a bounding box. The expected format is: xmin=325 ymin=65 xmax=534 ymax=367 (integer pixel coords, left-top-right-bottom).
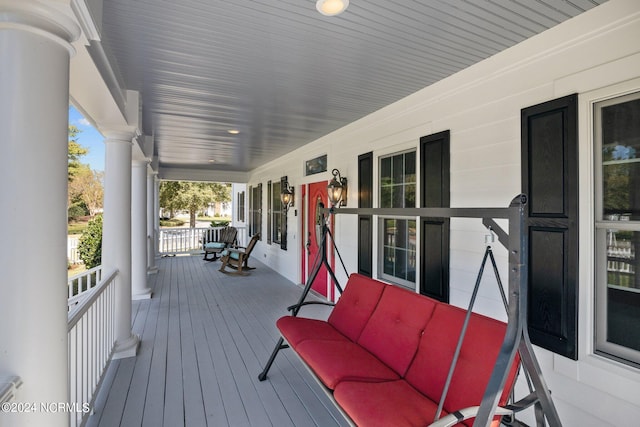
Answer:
xmin=68 ymin=268 xmax=117 ymax=330
xmin=0 ymin=376 xmax=22 ymax=404
xmin=68 ymin=265 xmax=103 ymax=302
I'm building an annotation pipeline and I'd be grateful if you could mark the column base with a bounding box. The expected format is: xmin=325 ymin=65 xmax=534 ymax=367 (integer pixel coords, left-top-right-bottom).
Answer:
xmin=132 ymin=288 xmax=153 ymax=300
xmin=112 ymin=334 xmax=140 ymax=360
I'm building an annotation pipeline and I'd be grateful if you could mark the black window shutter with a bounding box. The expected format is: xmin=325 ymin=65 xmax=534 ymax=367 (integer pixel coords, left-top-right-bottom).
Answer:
xmin=420 ymin=131 xmax=450 ymax=302
xmin=522 ymin=93 xmax=578 ymax=360
xmin=280 ymin=176 xmax=288 ymax=250
xmin=358 ymin=152 xmax=373 ymax=277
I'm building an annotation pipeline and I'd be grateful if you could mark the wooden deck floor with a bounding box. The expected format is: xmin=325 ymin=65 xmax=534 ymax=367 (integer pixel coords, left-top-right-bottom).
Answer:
xmin=86 ymin=255 xmax=349 ymax=427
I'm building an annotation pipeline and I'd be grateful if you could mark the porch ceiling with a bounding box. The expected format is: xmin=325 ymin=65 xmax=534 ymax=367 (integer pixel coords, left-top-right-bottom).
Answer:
xmin=99 ymin=0 xmax=606 ymax=176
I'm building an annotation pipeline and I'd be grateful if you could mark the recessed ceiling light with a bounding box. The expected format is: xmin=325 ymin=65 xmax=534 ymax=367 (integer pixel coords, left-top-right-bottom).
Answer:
xmin=208 ymin=159 xmax=215 ymax=163
xmin=227 ymin=129 xmax=240 ymax=135
xmin=316 ymin=0 xmax=349 ymax=16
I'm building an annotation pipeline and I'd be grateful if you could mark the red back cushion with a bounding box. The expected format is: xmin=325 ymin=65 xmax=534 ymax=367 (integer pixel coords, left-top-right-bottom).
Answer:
xmin=405 ymin=303 xmax=518 ymax=425
xmin=357 ymin=285 xmax=438 ymax=376
xmin=328 ymin=274 xmax=386 ymax=342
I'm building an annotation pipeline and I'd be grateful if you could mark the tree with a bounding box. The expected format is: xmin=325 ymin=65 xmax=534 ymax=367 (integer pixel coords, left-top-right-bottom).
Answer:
xmin=78 ymin=215 xmax=102 ymax=268
xmin=68 ymin=125 xmax=89 ymax=181
xmin=69 ymin=168 xmax=104 ymax=217
xmin=160 ymin=181 xmax=231 ymax=227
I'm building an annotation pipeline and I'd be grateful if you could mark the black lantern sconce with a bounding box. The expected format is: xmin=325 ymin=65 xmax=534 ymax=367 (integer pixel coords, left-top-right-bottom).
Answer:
xmin=280 ymin=179 xmax=295 ymax=212
xmin=327 ymin=168 xmax=347 ymax=207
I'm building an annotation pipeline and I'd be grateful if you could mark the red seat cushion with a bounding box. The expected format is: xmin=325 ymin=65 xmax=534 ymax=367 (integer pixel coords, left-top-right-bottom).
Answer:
xmin=295 ymin=340 xmax=400 ymax=389
xmin=334 ymin=379 xmax=450 ymax=427
xmin=327 ymin=273 xmax=386 ymax=341
xmin=276 ymin=316 xmax=349 ymax=349
xmin=357 ymin=285 xmax=437 ymax=376
xmin=404 ymin=303 xmax=518 ymax=426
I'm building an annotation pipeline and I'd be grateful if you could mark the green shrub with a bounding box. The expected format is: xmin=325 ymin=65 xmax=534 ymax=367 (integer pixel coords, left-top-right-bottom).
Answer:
xmin=78 ymin=215 xmax=102 ymax=268
xmin=68 ymin=203 xmax=87 ymax=221
xmin=159 ymin=218 xmax=185 ymax=227
xmin=210 ymin=220 xmax=230 ymax=227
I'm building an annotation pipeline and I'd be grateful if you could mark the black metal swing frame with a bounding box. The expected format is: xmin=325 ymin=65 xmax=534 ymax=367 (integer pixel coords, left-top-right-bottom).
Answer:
xmin=258 ymin=194 xmax=563 ymax=427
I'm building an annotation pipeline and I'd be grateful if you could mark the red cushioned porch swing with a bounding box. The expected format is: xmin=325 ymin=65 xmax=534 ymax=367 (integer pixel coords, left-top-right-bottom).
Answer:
xmin=258 ymin=194 xmax=563 ymax=427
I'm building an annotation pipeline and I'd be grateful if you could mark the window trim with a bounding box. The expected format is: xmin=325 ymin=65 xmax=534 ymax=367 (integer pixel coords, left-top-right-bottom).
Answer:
xmin=593 ymin=90 xmax=640 ymax=367
xmin=378 ymin=216 xmax=417 ymax=289
xmin=377 ymin=149 xmax=417 ymax=287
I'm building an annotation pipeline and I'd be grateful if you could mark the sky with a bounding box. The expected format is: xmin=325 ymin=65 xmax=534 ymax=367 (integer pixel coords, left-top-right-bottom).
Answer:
xmin=68 ymin=105 xmax=105 ymax=172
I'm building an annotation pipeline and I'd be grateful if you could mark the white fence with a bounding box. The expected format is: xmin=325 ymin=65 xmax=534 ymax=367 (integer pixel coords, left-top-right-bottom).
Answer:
xmin=68 ymin=236 xmax=81 ymax=265
xmin=67 ymin=268 xmax=118 ymax=427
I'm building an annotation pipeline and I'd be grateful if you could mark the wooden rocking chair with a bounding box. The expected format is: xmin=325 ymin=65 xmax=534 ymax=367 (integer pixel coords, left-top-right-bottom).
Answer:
xmin=219 ymin=233 xmax=260 ymax=274
xmin=203 ymin=226 xmax=238 ymax=261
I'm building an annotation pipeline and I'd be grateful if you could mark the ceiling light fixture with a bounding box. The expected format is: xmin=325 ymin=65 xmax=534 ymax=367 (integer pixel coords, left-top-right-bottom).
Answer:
xmin=316 ymin=0 xmax=349 ymax=16
xmin=227 ymin=129 xmax=239 ymax=135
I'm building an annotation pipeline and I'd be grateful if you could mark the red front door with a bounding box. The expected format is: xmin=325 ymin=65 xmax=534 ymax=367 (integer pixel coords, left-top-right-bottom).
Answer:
xmin=307 ymin=181 xmax=330 ymax=299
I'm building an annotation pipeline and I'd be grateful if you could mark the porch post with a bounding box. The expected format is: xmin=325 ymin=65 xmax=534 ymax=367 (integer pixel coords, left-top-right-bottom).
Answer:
xmin=132 ymin=159 xmax=153 ymax=299
xmin=147 ymin=170 xmax=158 ymax=273
xmin=102 ymin=130 xmax=140 ymax=359
xmin=154 ymin=176 xmax=161 ymax=256
xmin=0 ymin=2 xmax=79 ymax=426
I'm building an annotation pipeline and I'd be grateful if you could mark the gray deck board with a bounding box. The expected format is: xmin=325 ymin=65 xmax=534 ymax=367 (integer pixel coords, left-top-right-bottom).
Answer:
xmin=86 ymin=254 xmax=349 ymax=427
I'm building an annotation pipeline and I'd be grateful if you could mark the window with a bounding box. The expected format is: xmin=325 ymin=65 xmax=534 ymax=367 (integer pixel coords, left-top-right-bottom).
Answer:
xmin=249 ymin=184 xmax=262 ymax=239
xmin=271 ymin=180 xmax=282 ymax=244
xmin=379 ymin=150 xmax=417 ymax=287
xmin=595 ymin=91 xmax=640 ymax=367
xmin=237 ymin=191 xmax=245 ymax=222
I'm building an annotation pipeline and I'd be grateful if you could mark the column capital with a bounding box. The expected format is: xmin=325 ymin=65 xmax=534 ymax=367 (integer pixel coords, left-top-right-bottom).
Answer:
xmin=132 ymin=158 xmax=151 ymax=167
xmin=0 ymin=0 xmax=80 ymax=54
xmin=102 ymin=129 xmax=136 ymax=145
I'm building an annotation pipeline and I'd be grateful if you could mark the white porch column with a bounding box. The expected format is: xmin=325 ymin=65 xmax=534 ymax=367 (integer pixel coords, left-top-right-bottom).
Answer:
xmin=147 ymin=170 xmax=158 ymax=273
xmin=132 ymin=159 xmax=153 ymax=299
xmin=0 ymin=3 xmax=79 ymax=426
xmin=154 ymin=176 xmax=161 ymax=257
xmin=102 ymin=130 xmax=140 ymax=359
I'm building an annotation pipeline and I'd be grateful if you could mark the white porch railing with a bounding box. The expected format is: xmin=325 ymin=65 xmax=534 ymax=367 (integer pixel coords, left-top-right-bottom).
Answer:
xmin=158 ymin=226 xmax=212 ymax=255
xmin=0 ymin=376 xmax=22 ymax=404
xmin=158 ymin=225 xmax=249 ymax=255
xmin=68 ymin=266 xmax=103 ymax=310
xmin=67 ymin=268 xmax=118 ymax=427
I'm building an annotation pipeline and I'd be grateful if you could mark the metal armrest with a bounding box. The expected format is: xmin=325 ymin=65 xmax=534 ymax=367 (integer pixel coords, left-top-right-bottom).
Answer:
xmin=286 ymin=301 xmax=336 ymax=312
xmin=429 ymin=406 xmax=514 ymax=427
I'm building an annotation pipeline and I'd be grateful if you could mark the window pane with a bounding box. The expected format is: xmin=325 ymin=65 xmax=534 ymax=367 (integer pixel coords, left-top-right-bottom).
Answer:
xmin=384 ymin=219 xmax=396 ymax=246
xmin=383 ymin=246 xmax=394 ymax=276
xmin=405 ymin=151 xmax=416 ymax=183
xmin=601 ymin=98 xmax=640 ymax=219
xmin=606 ymin=229 xmax=639 ymax=290
xmin=605 ymin=228 xmax=640 ymax=352
xmin=392 ymin=184 xmax=404 ymax=208
xmin=607 ymin=287 xmax=640 ymax=352
xmin=381 ymin=185 xmax=391 ymax=208
xmin=393 ymin=154 xmax=403 ymax=185
xmin=381 ymin=157 xmax=391 ymax=184
xmin=405 ymin=184 xmax=416 ymax=207
xmin=395 ymin=248 xmax=407 ymax=280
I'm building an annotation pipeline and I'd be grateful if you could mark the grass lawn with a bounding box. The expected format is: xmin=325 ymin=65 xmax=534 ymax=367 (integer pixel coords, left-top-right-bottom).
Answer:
xmin=68 ymin=220 xmax=89 ymax=235
xmin=68 ymin=263 xmax=86 ymax=277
